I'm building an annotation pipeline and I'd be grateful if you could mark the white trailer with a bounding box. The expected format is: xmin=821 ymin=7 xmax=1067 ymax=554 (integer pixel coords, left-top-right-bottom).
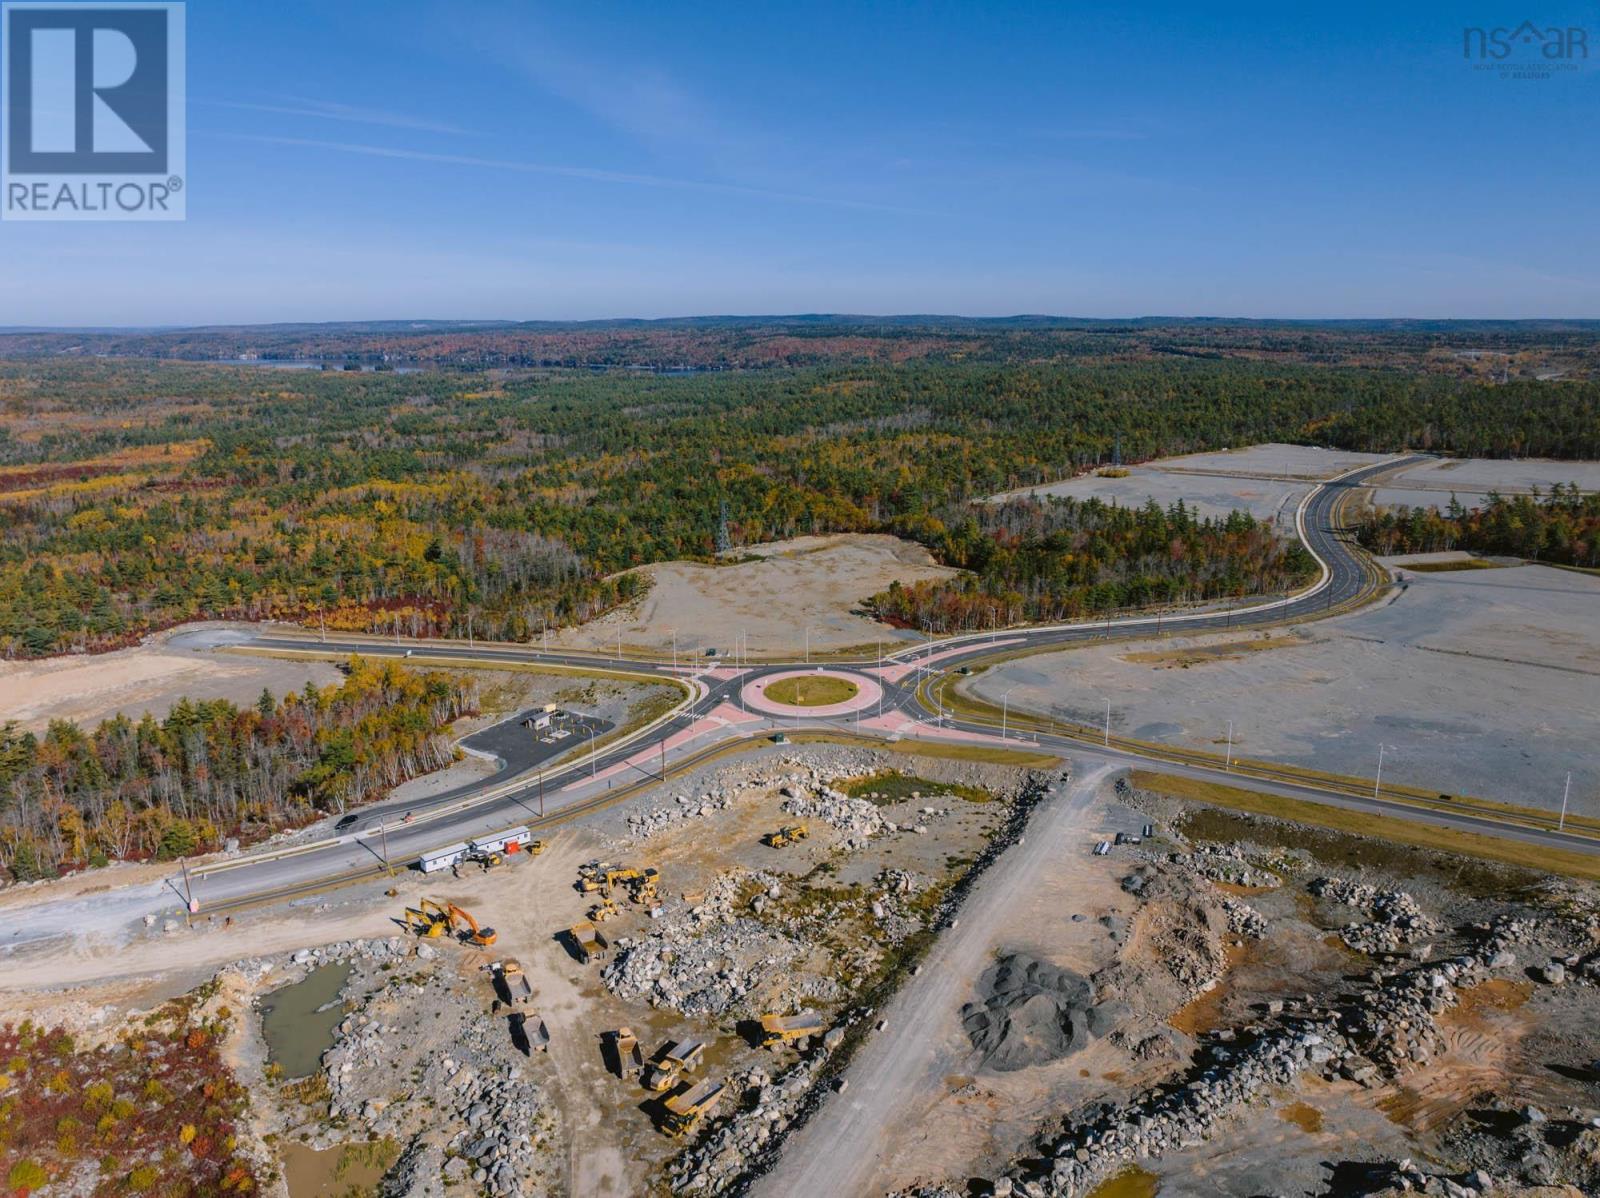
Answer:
xmin=418 ymin=842 xmax=470 ymax=873
xmin=471 ymin=827 xmax=531 ymax=856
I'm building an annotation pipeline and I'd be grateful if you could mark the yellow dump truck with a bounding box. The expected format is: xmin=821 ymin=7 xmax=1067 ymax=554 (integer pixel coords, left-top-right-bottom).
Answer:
xmin=759 ymin=1011 xmax=826 ymax=1047
xmin=567 ymin=920 xmax=609 ymax=963
xmin=641 ymin=1038 xmax=705 ymax=1092
xmin=660 ymin=1078 xmax=726 ymax=1137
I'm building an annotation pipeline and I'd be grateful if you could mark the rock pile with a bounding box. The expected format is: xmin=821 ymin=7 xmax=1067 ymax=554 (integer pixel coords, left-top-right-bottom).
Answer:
xmin=1309 ymin=876 xmax=1444 ymax=953
xmin=602 ymin=870 xmax=831 ymax=1016
xmin=1220 ymin=895 xmax=1268 ymax=939
xmin=779 ymin=784 xmax=892 ymax=845
xmin=1171 ymin=843 xmax=1283 ymax=890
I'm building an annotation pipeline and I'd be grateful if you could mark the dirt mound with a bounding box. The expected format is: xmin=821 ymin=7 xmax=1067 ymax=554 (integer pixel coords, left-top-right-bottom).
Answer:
xmin=961 ymin=953 xmax=1097 ymax=1071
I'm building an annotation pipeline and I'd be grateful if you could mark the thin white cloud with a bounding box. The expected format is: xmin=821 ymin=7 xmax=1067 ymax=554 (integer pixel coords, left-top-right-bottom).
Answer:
xmin=201 ymin=96 xmax=473 ymax=136
xmin=228 ymin=133 xmax=935 ymax=215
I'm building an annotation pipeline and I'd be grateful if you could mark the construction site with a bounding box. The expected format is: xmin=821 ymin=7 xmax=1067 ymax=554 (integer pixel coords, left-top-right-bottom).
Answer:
xmin=4 ymin=735 xmax=1600 ymax=1198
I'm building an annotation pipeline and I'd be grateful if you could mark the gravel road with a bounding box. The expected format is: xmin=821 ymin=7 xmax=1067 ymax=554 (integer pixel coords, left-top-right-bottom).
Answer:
xmin=751 ymin=762 xmax=1114 ymax=1198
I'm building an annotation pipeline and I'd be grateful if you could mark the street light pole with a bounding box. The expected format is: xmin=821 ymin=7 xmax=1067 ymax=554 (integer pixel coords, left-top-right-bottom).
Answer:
xmin=380 ymin=821 xmax=392 ymax=876
xmin=1103 ymin=698 xmax=1111 ymax=746
xmin=1374 ymin=743 xmax=1395 ymax=799
xmin=1559 ymin=771 xmax=1571 ymax=831
xmin=1225 ymin=720 xmax=1234 ymax=771
xmin=1001 ymin=685 xmax=1016 ymax=741
xmin=587 ymin=726 xmax=597 ymax=778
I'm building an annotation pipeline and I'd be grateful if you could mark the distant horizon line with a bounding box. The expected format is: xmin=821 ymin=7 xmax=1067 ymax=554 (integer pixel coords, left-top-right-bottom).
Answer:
xmin=3 ymin=313 xmax=1600 ymax=334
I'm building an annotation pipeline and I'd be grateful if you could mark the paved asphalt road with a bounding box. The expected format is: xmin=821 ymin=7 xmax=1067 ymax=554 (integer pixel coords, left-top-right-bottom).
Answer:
xmin=6 ymin=454 xmax=1596 ymax=950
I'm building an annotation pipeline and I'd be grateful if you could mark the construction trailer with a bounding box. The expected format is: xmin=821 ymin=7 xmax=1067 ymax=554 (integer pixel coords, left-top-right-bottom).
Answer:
xmin=568 ymin=920 xmax=609 ymax=963
xmin=418 ymin=841 xmax=470 ymax=873
xmin=660 ymin=1078 xmax=726 ymax=1137
xmin=758 ymin=1011 xmax=825 ymax=1047
xmin=471 ymin=826 xmax=531 ymax=857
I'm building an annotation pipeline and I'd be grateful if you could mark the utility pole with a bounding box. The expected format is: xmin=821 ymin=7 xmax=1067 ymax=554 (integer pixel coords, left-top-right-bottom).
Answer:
xmin=660 ymin=739 xmax=667 ymax=781
xmin=319 ymin=607 xmax=326 ymax=643
xmin=1559 ymin=771 xmax=1571 ymax=831
xmin=1374 ymin=743 xmax=1395 ymax=799
xmin=181 ymin=857 xmax=195 ymax=923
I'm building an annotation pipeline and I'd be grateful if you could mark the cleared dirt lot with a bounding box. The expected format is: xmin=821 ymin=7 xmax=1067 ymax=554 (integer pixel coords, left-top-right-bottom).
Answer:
xmin=552 ymin=533 xmax=957 ymax=658
xmin=1361 ymin=455 xmax=1600 ymax=511
xmin=989 ymin=444 xmax=1393 ymax=524
xmin=0 ymin=625 xmax=343 ymax=732
xmin=966 ymin=561 xmax=1600 ymax=815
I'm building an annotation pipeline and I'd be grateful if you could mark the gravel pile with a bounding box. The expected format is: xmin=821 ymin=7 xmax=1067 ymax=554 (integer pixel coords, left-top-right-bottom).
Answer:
xmin=961 ymin=954 xmax=1106 ymax=1072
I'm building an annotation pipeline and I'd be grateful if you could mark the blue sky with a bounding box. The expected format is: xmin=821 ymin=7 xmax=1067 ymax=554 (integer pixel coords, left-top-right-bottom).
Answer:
xmin=2 ymin=1 xmax=1596 ymax=323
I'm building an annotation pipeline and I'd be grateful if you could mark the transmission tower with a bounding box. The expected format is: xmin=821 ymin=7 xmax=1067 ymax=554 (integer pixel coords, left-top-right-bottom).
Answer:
xmin=716 ymin=499 xmax=732 ymax=555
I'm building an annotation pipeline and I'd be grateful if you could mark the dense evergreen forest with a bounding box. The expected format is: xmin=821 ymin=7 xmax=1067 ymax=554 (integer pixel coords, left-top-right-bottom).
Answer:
xmin=0 ymin=355 xmax=1596 ymax=656
xmin=0 ymin=658 xmax=475 ymax=880
xmin=872 ymin=498 xmax=1312 ymax=630
xmin=1356 ymin=485 xmax=1600 ymax=567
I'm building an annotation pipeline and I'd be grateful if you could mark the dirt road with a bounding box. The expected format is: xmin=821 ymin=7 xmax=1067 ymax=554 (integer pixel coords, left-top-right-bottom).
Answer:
xmin=751 ymin=762 xmax=1114 ymax=1198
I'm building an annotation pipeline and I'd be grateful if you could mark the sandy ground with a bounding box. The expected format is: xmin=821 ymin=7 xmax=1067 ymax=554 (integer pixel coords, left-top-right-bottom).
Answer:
xmin=966 ymin=561 xmax=1600 ymax=815
xmin=552 ymin=533 xmax=957 ymax=658
xmin=1362 ymin=455 xmax=1600 ymax=511
xmin=0 ymin=624 xmax=343 ymax=732
xmin=989 ymin=444 xmax=1393 ymax=525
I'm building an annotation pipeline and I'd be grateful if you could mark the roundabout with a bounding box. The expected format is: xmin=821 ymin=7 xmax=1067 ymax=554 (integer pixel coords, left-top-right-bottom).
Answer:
xmin=742 ymin=668 xmax=883 ymax=718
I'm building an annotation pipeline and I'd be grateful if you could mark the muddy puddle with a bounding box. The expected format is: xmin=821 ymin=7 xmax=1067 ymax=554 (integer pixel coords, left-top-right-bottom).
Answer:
xmin=280 ymin=1139 xmax=397 ymax=1197
xmin=1087 ymin=1165 xmax=1161 ymax=1198
xmin=261 ymin=959 xmax=353 ymax=1080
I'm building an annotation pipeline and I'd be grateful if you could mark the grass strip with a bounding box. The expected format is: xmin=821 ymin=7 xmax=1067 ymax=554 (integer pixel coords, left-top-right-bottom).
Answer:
xmin=1130 ymin=770 xmax=1600 ymax=882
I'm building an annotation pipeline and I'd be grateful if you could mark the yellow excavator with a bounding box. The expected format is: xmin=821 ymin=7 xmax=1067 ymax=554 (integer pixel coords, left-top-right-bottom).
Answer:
xmin=402 ymin=898 xmax=451 ymax=938
xmin=762 ymin=825 xmax=809 ymax=849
